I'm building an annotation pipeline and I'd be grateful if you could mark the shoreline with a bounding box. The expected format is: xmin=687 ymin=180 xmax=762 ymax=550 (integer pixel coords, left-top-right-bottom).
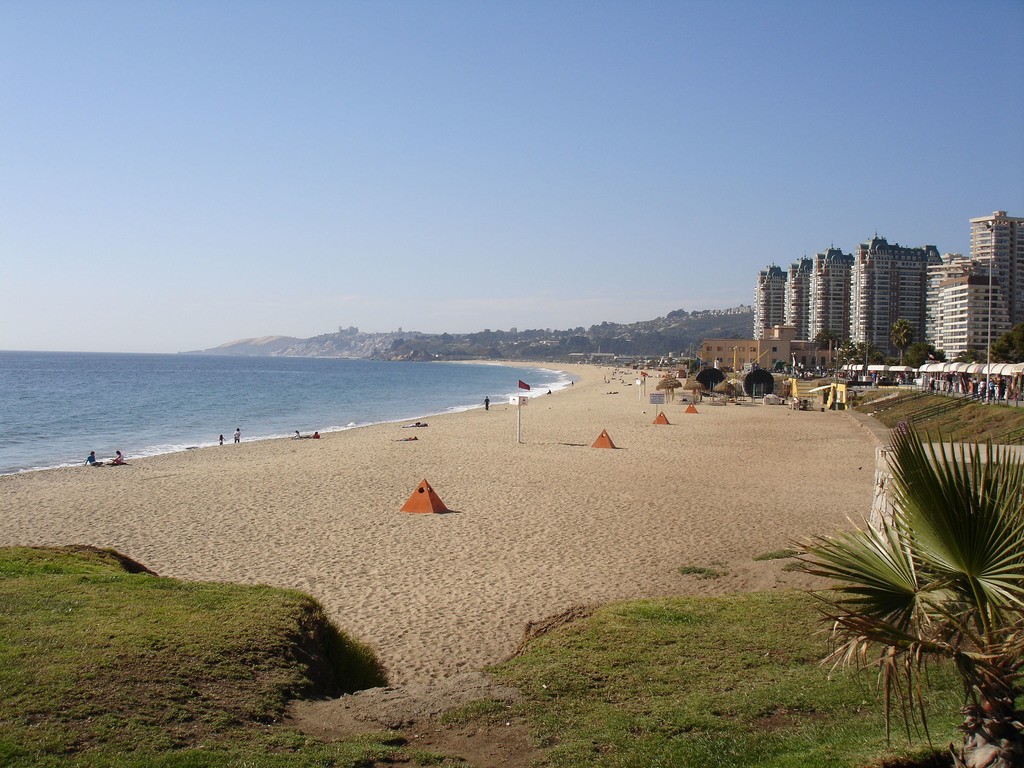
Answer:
xmin=2 ymin=358 xmax=574 ymax=477
xmin=0 ymin=363 xmax=878 ymax=684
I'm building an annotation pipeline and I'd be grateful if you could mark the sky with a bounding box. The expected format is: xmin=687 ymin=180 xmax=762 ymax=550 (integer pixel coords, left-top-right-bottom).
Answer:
xmin=2 ymin=1 xmax=1023 ymax=354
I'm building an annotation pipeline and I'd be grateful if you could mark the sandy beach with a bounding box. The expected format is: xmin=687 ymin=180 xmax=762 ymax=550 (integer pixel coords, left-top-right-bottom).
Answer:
xmin=0 ymin=365 xmax=880 ymax=685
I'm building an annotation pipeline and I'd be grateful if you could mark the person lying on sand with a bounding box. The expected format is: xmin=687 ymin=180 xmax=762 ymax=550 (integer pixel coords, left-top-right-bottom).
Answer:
xmin=394 ymin=436 xmax=418 ymax=441
xmin=402 ymin=422 xmax=428 ymax=428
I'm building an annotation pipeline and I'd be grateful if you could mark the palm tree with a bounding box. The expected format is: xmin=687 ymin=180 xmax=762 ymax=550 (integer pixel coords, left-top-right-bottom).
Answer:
xmin=803 ymin=426 xmax=1024 ymax=767
xmin=837 ymin=339 xmax=858 ymax=370
xmin=891 ymin=318 xmax=914 ymax=364
xmin=814 ymin=329 xmax=837 ymax=370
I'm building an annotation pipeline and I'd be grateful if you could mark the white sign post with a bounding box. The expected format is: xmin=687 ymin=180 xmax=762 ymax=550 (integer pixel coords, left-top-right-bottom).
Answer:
xmin=510 ymin=394 xmax=528 ymax=443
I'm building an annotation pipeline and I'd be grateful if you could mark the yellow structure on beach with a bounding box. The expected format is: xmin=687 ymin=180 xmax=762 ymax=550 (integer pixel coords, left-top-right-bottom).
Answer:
xmin=788 ymin=378 xmax=849 ymax=409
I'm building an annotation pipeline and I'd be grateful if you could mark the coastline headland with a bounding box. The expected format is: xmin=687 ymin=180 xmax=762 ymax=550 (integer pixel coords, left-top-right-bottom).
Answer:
xmin=0 ymin=363 xmax=877 ymax=684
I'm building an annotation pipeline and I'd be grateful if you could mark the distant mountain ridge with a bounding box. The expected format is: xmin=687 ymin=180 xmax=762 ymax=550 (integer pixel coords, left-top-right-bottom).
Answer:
xmin=191 ymin=306 xmax=754 ymax=361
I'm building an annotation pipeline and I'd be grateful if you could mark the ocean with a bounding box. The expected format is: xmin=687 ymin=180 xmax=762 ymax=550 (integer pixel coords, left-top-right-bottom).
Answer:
xmin=0 ymin=352 xmax=572 ymax=475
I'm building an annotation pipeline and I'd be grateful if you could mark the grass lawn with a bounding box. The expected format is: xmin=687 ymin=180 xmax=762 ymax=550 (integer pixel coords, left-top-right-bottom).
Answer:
xmin=0 ymin=546 xmax=412 ymax=767
xmin=2 ymin=547 xmax=968 ymax=767
xmin=485 ymin=591 xmax=962 ymax=767
xmin=854 ymin=390 xmax=1024 ymax=443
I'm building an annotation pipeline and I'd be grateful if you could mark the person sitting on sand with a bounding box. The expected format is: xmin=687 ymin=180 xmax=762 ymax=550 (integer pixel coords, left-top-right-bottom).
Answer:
xmin=110 ymin=451 xmax=126 ymax=465
xmin=86 ymin=451 xmax=101 ymax=466
xmin=311 ymin=431 xmax=320 ymax=439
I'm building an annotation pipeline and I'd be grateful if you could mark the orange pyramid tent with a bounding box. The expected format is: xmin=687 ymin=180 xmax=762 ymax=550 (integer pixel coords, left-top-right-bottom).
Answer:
xmin=400 ymin=479 xmax=449 ymax=514
xmin=592 ymin=429 xmax=616 ymax=449
xmin=652 ymin=411 xmax=670 ymax=425
xmin=685 ymin=403 xmax=699 ymax=414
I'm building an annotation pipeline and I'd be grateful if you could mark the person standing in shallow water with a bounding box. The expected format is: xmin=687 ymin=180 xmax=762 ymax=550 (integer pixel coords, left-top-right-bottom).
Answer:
xmin=233 ymin=427 xmax=240 ymax=444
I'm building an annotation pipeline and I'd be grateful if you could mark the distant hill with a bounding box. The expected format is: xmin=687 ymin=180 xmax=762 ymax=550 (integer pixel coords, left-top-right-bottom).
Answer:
xmin=190 ymin=307 xmax=754 ymax=361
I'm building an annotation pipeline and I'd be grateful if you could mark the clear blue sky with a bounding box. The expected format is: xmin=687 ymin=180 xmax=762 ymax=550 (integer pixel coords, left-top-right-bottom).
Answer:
xmin=2 ymin=1 xmax=1023 ymax=353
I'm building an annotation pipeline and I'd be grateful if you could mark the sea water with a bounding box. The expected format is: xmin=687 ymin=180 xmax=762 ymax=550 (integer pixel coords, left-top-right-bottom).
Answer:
xmin=0 ymin=352 xmax=572 ymax=475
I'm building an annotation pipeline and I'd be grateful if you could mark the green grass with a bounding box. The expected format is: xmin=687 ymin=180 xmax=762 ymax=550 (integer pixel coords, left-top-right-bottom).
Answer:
xmin=678 ymin=565 xmax=723 ymax=579
xmin=2 ymin=547 xmax=967 ymax=767
xmin=487 ymin=591 xmax=962 ymax=767
xmin=0 ymin=546 xmax=403 ymax=767
xmin=854 ymin=391 xmax=1024 ymax=443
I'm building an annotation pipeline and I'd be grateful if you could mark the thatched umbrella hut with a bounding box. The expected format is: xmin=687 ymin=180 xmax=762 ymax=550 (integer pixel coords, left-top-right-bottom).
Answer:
xmin=683 ymin=379 xmax=705 ymax=402
xmin=656 ymin=375 xmax=682 ymax=401
xmin=714 ymin=380 xmax=737 ymax=398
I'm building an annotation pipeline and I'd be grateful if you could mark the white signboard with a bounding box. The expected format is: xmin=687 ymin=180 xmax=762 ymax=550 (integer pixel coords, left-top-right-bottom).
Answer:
xmin=509 ymin=395 xmax=528 ymax=405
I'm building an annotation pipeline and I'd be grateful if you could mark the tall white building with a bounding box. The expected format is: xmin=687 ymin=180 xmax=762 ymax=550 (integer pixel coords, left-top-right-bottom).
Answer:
xmin=970 ymin=210 xmax=1024 ymax=326
xmin=808 ymin=247 xmax=854 ymax=342
xmin=754 ymin=265 xmax=787 ymax=340
xmin=850 ymin=236 xmax=940 ymax=354
xmin=927 ymin=253 xmax=971 ymax=346
xmin=927 ymin=252 xmax=1010 ymax=357
xmin=785 ymin=258 xmax=813 ymax=341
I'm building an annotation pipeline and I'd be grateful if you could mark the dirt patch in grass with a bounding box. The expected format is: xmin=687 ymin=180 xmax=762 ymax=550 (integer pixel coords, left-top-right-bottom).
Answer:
xmin=287 ymin=672 xmax=546 ymax=768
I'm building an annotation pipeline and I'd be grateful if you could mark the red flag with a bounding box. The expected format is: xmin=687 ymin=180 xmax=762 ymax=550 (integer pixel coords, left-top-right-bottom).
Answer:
xmin=518 ymin=380 xmax=531 ymax=390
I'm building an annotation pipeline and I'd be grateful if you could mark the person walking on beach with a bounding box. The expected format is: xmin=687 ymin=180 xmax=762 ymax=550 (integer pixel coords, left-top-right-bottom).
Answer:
xmin=233 ymin=427 xmax=241 ymax=444
xmin=219 ymin=434 xmax=224 ymax=446
xmin=484 ymin=396 xmax=489 ymax=411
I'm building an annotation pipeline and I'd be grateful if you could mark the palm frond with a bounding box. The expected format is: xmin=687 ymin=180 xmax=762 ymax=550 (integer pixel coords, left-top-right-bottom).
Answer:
xmin=803 ymin=522 xmax=925 ymax=640
xmin=887 ymin=430 xmax=1024 ymax=629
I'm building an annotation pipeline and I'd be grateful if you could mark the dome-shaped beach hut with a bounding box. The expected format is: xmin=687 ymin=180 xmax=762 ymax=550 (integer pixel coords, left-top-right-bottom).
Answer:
xmin=743 ymin=369 xmax=775 ymax=398
xmin=695 ymin=368 xmax=725 ymax=392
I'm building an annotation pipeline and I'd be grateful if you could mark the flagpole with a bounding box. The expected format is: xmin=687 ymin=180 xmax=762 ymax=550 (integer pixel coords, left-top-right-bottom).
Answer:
xmin=515 ymin=379 xmax=530 ymax=444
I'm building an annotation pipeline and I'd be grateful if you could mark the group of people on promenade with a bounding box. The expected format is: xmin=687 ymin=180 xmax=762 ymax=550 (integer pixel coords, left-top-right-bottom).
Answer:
xmin=925 ymin=374 xmax=1020 ymax=404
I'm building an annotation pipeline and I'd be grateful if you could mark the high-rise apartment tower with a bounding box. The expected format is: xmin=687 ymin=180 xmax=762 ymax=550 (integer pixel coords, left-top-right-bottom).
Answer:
xmin=970 ymin=210 xmax=1024 ymax=327
xmin=754 ymin=265 xmax=787 ymax=339
xmin=850 ymin=236 xmax=940 ymax=354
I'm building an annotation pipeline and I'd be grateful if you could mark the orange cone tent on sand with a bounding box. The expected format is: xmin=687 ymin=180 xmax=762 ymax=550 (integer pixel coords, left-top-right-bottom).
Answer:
xmin=400 ymin=479 xmax=449 ymax=514
xmin=653 ymin=411 xmax=670 ymax=425
xmin=592 ymin=429 xmax=616 ymax=449
xmin=685 ymin=403 xmax=699 ymax=414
